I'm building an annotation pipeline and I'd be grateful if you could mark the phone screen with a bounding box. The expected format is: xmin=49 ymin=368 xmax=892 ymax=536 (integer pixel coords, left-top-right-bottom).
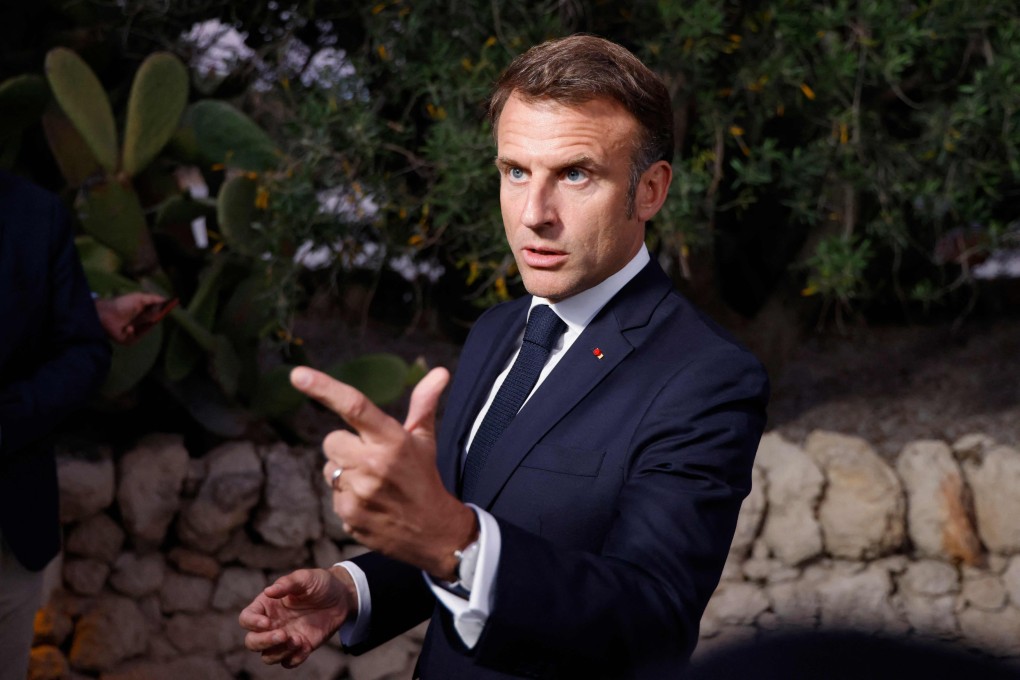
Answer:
xmin=132 ymin=297 xmax=179 ymax=332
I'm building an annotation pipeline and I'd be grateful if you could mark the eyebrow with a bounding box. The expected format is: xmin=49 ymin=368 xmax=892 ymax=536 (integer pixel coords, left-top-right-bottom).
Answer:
xmin=494 ymin=154 xmax=602 ymax=173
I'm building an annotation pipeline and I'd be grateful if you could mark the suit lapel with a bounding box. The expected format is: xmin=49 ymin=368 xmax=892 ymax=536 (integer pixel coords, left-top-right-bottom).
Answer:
xmin=462 ymin=261 xmax=672 ymax=508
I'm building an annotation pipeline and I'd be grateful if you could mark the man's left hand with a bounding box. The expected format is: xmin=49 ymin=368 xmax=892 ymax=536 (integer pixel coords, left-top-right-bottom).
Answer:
xmin=291 ymin=366 xmax=476 ymax=581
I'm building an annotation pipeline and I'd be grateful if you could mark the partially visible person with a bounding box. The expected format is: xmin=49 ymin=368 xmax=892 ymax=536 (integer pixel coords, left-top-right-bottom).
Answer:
xmin=0 ymin=170 xmax=111 ymax=680
xmin=94 ymin=291 xmax=171 ymax=345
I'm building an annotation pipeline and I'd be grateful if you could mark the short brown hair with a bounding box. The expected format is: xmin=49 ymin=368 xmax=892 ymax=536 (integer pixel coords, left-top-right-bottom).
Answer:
xmin=488 ymin=34 xmax=674 ymax=207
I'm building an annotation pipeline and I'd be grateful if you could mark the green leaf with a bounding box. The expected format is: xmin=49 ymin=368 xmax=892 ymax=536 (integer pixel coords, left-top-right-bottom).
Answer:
xmin=209 ymin=335 xmax=242 ymax=396
xmin=326 ymin=353 xmax=410 ymax=406
xmin=217 ymin=175 xmax=260 ymax=254
xmin=179 ymin=99 xmax=279 ymax=171
xmin=44 ymin=47 xmax=119 ymax=173
xmin=75 ymin=235 xmax=122 ymax=274
xmin=123 ymin=52 xmax=189 ymax=177
xmin=75 ymin=178 xmax=158 ymax=272
xmin=0 ymin=75 xmax=50 ymax=141
xmin=100 ymin=324 xmax=163 ymax=397
xmin=250 ymin=364 xmax=305 ymax=418
xmin=41 ymin=108 xmax=102 ymax=188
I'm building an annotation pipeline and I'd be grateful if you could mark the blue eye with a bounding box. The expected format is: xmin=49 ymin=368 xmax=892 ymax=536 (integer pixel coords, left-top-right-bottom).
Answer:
xmin=508 ymin=167 xmax=525 ymax=180
xmin=564 ymin=168 xmax=586 ymax=182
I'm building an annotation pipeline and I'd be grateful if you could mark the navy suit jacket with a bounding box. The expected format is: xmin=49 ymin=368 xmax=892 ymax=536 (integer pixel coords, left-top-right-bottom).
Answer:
xmin=0 ymin=171 xmax=110 ymax=571
xmin=351 ymin=259 xmax=769 ymax=678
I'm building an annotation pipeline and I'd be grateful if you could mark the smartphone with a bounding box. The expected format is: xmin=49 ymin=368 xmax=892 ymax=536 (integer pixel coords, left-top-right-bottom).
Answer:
xmin=131 ymin=297 xmax=179 ymax=335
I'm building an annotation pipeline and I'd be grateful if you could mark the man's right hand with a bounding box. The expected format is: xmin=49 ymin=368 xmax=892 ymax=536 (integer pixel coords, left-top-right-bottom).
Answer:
xmin=239 ymin=566 xmax=356 ymax=668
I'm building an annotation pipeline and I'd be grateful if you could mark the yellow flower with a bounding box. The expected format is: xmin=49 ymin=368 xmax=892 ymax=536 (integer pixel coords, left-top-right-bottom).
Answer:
xmin=255 ymin=186 xmax=270 ymax=210
xmin=495 ymin=276 xmax=509 ymax=301
xmin=484 ymin=36 xmax=497 ymax=48
xmin=466 ymin=261 xmax=480 ymax=286
xmin=371 ymin=3 xmax=386 ymax=15
xmin=801 ymin=285 xmax=818 ymax=297
xmin=729 ymin=125 xmax=745 ymax=137
xmin=377 ymin=44 xmax=390 ymax=61
xmin=800 ymin=83 xmax=816 ymax=100
xmin=408 ymin=234 xmax=425 ymax=247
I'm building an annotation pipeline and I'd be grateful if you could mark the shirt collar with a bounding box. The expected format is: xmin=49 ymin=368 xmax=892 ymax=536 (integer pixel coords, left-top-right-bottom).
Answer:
xmin=529 ymin=244 xmax=650 ymax=334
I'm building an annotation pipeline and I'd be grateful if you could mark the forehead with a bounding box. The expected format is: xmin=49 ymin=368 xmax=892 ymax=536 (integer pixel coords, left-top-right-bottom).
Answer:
xmin=496 ymin=94 xmax=639 ymax=162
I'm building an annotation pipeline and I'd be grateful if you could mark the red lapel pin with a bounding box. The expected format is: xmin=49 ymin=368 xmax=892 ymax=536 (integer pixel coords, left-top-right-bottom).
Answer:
xmin=592 ymin=347 xmax=604 ymax=360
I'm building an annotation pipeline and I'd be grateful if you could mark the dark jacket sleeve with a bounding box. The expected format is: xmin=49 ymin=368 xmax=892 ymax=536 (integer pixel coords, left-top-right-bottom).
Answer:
xmin=0 ymin=180 xmax=111 ymax=457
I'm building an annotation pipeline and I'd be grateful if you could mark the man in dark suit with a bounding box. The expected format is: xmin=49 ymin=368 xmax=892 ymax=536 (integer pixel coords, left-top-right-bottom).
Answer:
xmin=0 ymin=170 xmax=111 ymax=680
xmin=240 ymin=35 xmax=769 ymax=678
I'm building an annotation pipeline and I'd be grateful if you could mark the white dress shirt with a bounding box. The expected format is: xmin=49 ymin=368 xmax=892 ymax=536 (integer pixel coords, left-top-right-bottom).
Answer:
xmin=339 ymin=245 xmax=651 ymax=647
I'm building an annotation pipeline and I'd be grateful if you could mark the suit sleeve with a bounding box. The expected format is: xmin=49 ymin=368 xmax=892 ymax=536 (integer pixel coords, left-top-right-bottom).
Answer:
xmin=342 ymin=550 xmax=436 ymax=654
xmin=0 ymin=195 xmax=111 ymax=457
xmin=472 ymin=345 xmax=768 ymax=678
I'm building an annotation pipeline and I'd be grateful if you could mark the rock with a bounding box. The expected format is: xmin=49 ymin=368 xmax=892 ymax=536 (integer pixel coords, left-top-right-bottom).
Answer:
xmin=229 ymin=644 xmax=348 ymax=680
xmin=109 ymin=552 xmax=166 ymax=597
xmin=897 ymin=440 xmax=983 ymax=565
xmin=766 ymin=579 xmax=819 ymax=628
xmin=254 ymin=444 xmax=323 ymax=548
xmin=321 ymin=477 xmax=351 ymax=542
xmin=807 ymin=431 xmax=906 ymax=559
xmin=33 ymin=602 xmax=74 ymax=646
xmin=217 ymin=529 xmax=310 ymax=571
xmin=65 ymin=512 xmax=125 ymax=564
xmin=212 ymin=567 xmax=266 ymax=611
xmin=176 ymin=441 xmax=263 ymax=552
xmin=167 ymin=546 xmax=221 ymax=579
xmin=961 ymin=574 xmax=1008 ymax=611
xmin=102 ymin=656 xmax=234 ymax=680
xmin=348 ymin=634 xmax=418 ymax=680
xmin=730 ymin=465 xmax=766 ymax=558
xmin=63 ymin=558 xmax=109 ymax=595
xmin=28 ymin=645 xmax=68 ymax=680
xmin=898 ymin=561 xmax=960 ymax=638
xmin=57 ymin=446 xmax=115 ymax=523
xmin=159 ymin=570 xmax=213 ymax=614
xmin=164 ymin=612 xmax=246 ymax=655
xmin=117 ymin=434 xmax=190 ymax=549
xmin=962 ymin=445 xmax=1020 ymax=553
xmin=1004 ymin=556 xmax=1020 ymax=606
xmin=816 ymin=562 xmax=908 ymax=634
xmin=68 ymin=596 xmax=149 ymax=672
xmin=703 ymin=581 xmax=770 ymax=626
xmin=312 ymin=536 xmax=343 ymax=569
xmin=755 ymin=432 xmax=825 ymax=565
xmin=899 ymin=560 xmax=960 ymax=597
xmin=958 ymin=605 xmax=1020 ymax=657
xmin=952 ymin=433 xmax=998 ymax=459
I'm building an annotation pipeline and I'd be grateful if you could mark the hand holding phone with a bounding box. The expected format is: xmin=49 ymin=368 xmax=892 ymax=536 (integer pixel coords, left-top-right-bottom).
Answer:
xmin=129 ymin=297 xmax=179 ymax=337
xmin=96 ymin=293 xmax=178 ymax=345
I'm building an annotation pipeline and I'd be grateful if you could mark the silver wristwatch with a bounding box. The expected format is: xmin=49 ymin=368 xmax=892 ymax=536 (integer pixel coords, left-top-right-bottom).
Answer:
xmin=454 ymin=539 xmax=481 ymax=592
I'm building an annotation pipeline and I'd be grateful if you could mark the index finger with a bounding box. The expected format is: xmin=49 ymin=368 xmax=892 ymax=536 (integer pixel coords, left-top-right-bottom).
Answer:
xmin=290 ymin=366 xmax=399 ymax=440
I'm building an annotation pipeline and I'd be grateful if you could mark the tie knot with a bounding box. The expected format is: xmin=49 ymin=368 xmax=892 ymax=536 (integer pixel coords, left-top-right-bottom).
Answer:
xmin=523 ymin=305 xmax=566 ymax=350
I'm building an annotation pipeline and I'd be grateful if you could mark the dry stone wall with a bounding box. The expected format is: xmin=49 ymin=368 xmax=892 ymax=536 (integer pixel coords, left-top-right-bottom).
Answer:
xmin=29 ymin=430 xmax=1020 ymax=679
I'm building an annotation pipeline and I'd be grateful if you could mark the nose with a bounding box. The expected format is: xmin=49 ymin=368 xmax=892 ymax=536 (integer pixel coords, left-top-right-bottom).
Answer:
xmin=520 ymin=180 xmax=555 ymax=230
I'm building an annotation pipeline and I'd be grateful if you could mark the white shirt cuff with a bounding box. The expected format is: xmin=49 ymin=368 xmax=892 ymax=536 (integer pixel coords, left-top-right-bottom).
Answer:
xmin=334 ymin=561 xmax=372 ymax=646
xmin=424 ymin=504 xmax=501 ymax=648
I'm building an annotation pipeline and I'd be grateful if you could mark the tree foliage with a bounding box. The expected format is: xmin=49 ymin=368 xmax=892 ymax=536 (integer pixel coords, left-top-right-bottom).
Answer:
xmin=4 ymin=0 xmax=1020 ymax=330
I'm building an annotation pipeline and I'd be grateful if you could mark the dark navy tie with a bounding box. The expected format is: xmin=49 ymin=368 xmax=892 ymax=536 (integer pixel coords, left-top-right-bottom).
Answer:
xmin=461 ymin=305 xmax=566 ymax=497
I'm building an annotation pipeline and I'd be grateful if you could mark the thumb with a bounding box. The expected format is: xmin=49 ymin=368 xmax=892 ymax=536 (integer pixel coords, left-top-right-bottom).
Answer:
xmin=403 ymin=367 xmax=450 ymax=435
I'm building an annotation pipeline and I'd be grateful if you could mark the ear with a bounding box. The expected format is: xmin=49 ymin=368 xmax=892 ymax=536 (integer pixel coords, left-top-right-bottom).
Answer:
xmin=634 ymin=160 xmax=673 ymax=222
